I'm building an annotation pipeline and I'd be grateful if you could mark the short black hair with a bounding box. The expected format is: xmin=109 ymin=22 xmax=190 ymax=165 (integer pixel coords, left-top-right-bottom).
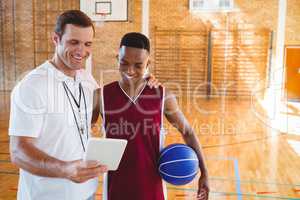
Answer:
xmin=55 ymin=10 xmax=95 ymax=37
xmin=120 ymin=32 xmax=150 ymax=52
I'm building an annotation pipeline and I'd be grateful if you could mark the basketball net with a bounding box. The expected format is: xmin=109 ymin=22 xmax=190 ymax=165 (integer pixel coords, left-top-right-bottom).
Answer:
xmin=95 ymin=13 xmax=107 ymax=27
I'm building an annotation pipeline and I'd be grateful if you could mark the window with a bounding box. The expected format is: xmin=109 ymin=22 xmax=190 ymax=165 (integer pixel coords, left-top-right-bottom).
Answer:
xmin=189 ymin=0 xmax=234 ymax=12
xmin=219 ymin=0 xmax=231 ymax=8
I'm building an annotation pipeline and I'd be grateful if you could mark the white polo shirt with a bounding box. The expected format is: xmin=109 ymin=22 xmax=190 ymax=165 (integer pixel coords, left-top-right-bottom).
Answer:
xmin=9 ymin=61 xmax=99 ymax=200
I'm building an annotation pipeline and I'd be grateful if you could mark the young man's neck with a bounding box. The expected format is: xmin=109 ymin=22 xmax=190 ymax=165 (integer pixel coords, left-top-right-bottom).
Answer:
xmin=50 ymin=55 xmax=76 ymax=78
xmin=120 ymin=78 xmax=146 ymax=88
xmin=119 ymin=78 xmax=146 ymax=96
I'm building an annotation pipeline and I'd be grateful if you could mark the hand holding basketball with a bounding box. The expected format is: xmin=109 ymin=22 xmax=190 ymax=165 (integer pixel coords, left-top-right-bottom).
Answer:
xmin=197 ymin=175 xmax=209 ymax=200
xmin=158 ymin=144 xmax=199 ymax=185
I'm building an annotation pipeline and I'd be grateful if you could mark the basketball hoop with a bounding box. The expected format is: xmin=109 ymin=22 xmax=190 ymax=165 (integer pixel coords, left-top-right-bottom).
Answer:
xmin=94 ymin=13 xmax=108 ymax=27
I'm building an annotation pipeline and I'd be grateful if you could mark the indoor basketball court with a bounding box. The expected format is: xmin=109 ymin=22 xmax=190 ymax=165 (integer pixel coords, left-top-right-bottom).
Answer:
xmin=1 ymin=0 xmax=300 ymax=199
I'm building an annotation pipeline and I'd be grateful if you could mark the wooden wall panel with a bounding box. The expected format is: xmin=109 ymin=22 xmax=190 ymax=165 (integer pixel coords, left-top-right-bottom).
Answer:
xmin=2 ymin=0 xmax=16 ymax=91
xmin=15 ymin=0 xmax=34 ymax=82
xmin=0 ymin=0 xmax=4 ymax=90
xmin=211 ymin=29 xmax=271 ymax=98
xmin=154 ymin=28 xmax=208 ymax=96
xmin=0 ymin=0 xmax=85 ymax=91
xmin=154 ymin=28 xmax=271 ymax=98
xmin=1 ymin=0 xmax=300 ymax=92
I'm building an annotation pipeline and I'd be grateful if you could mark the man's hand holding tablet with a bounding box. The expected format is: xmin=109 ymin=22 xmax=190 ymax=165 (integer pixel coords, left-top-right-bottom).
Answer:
xmin=84 ymin=138 xmax=128 ymax=171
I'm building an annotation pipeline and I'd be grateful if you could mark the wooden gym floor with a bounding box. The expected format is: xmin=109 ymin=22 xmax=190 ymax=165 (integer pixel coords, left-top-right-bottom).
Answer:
xmin=1 ymin=91 xmax=300 ymax=200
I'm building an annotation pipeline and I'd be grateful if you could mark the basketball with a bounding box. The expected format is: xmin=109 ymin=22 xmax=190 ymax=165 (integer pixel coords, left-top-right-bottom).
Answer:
xmin=158 ymin=143 xmax=199 ymax=185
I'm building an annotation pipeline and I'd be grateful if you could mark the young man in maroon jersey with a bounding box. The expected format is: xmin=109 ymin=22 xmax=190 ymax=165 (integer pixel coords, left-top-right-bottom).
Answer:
xmin=93 ymin=32 xmax=209 ymax=200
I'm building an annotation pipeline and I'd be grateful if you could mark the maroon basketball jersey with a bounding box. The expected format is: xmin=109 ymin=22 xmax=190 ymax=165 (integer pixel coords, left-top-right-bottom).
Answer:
xmin=103 ymin=81 xmax=165 ymax=200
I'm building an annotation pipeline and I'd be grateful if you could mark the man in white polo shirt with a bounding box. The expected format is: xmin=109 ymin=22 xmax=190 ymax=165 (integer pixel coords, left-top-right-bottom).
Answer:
xmin=9 ymin=10 xmax=108 ymax=200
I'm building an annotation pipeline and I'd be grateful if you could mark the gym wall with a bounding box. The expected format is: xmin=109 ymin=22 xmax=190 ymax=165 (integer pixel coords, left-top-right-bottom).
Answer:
xmin=0 ymin=0 xmax=299 ymax=97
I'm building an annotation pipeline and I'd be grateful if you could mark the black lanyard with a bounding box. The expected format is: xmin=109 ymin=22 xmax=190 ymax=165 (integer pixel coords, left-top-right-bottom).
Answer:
xmin=62 ymin=81 xmax=88 ymax=152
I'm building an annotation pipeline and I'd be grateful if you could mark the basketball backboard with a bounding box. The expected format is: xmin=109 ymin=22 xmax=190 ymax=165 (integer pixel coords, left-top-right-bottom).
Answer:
xmin=80 ymin=0 xmax=128 ymax=22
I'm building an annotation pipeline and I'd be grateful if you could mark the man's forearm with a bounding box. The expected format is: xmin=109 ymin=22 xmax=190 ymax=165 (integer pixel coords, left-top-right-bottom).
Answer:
xmin=10 ymin=138 xmax=67 ymax=178
xmin=182 ymin=130 xmax=208 ymax=176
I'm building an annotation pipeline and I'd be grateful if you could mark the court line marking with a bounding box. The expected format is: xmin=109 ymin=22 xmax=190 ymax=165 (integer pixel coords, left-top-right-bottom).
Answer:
xmin=207 ymin=156 xmax=242 ymax=200
xmin=216 ymin=156 xmax=242 ymax=200
xmin=1 ymin=159 xmax=299 ymax=188
xmin=1 ymin=170 xmax=295 ymax=189
xmin=2 ymin=166 xmax=297 ymax=188
xmin=209 ymin=176 xmax=300 ymax=187
xmin=1 ymin=158 xmax=299 ymax=199
xmin=166 ymin=187 xmax=300 ymax=199
xmin=165 ymin=155 xmax=300 ymax=199
xmin=233 ymin=158 xmax=242 ymax=200
xmin=1 ymin=170 xmax=299 ymax=199
xmin=202 ymin=135 xmax=272 ymax=148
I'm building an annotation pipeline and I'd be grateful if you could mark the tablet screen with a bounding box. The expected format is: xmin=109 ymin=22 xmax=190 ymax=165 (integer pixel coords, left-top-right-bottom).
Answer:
xmin=84 ymin=138 xmax=128 ymax=171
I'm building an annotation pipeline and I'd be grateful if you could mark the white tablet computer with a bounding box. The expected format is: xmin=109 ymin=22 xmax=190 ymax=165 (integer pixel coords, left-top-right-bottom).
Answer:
xmin=84 ymin=138 xmax=128 ymax=171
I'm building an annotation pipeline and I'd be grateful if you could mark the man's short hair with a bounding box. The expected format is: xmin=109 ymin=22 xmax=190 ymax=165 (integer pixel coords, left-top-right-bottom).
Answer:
xmin=120 ymin=32 xmax=150 ymax=53
xmin=54 ymin=10 xmax=95 ymax=37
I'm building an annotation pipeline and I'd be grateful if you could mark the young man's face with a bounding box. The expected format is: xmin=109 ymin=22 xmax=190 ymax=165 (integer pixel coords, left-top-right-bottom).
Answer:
xmin=53 ymin=24 xmax=93 ymax=70
xmin=118 ymin=46 xmax=150 ymax=85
